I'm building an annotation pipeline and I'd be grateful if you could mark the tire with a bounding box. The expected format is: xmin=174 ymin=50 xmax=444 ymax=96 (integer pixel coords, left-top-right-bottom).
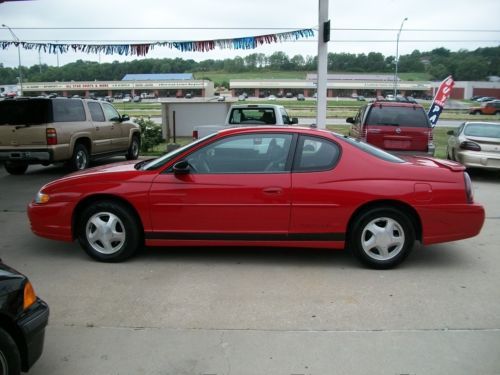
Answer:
xmin=349 ymin=207 xmax=415 ymax=269
xmin=126 ymin=135 xmax=140 ymax=160
xmin=0 ymin=327 xmax=21 ymax=375
xmin=68 ymin=143 xmax=90 ymax=171
xmin=3 ymin=162 xmax=28 ymax=175
xmin=77 ymin=201 xmax=141 ymax=262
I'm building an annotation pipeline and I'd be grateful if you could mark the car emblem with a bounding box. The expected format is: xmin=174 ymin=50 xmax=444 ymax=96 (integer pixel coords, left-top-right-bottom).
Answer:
xmin=395 ymin=128 xmax=402 ymax=134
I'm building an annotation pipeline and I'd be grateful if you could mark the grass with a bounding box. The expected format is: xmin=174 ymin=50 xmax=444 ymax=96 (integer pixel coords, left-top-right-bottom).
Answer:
xmin=193 ymin=70 xmax=307 ymax=83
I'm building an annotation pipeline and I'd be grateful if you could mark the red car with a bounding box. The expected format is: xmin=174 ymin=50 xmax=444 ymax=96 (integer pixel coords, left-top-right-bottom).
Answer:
xmin=28 ymin=127 xmax=485 ymax=269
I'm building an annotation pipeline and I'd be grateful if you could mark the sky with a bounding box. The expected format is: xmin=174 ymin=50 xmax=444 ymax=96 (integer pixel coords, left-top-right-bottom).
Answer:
xmin=0 ymin=0 xmax=499 ymax=68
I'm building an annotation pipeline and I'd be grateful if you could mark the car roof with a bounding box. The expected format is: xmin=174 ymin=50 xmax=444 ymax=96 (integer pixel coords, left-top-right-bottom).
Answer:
xmin=216 ymin=125 xmax=330 ymax=137
xmin=369 ymin=100 xmax=424 ymax=109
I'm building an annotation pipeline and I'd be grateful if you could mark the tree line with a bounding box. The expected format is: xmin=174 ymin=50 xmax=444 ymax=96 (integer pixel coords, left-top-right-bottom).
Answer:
xmin=0 ymin=46 xmax=498 ymax=86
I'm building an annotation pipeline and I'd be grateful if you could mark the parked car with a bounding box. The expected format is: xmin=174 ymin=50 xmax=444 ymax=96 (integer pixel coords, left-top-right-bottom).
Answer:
xmin=268 ymin=95 xmax=277 ymax=101
xmin=216 ymin=95 xmax=225 ymax=102
xmin=184 ymin=93 xmax=192 ymax=99
xmin=297 ymin=94 xmax=305 ymax=101
xmin=347 ymin=99 xmax=435 ymax=155
xmin=446 ymin=121 xmax=500 ymax=170
xmin=0 ymin=97 xmax=141 ymax=174
xmin=28 ymin=127 xmax=484 ymax=269
xmin=132 ymin=95 xmax=141 ymax=103
xmin=285 ymin=92 xmax=293 ymax=98
xmin=356 ymin=95 xmax=366 ymax=101
xmin=238 ymin=95 xmax=246 ymax=101
xmin=122 ymin=96 xmax=131 ymax=103
xmin=0 ymin=259 xmax=49 ymax=375
xmin=476 ymin=96 xmax=496 ymax=102
xmin=469 ymin=100 xmax=500 ymax=115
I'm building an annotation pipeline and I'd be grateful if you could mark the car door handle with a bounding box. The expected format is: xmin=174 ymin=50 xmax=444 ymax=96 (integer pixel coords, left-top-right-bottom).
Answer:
xmin=95 ymin=126 xmax=100 ymax=131
xmin=263 ymin=187 xmax=283 ymax=195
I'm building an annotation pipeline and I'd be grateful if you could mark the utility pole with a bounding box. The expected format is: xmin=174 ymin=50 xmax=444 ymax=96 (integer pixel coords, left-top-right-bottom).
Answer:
xmin=316 ymin=0 xmax=329 ymax=129
xmin=393 ymin=17 xmax=408 ymax=97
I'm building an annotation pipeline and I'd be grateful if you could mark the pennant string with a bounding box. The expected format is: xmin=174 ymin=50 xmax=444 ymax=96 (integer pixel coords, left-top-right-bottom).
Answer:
xmin=0 ymin=28 xmax=314 ymax=56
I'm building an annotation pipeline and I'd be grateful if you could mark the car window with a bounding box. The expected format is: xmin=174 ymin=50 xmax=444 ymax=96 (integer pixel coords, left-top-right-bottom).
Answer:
xmin=52 ymin=99 xmax=86 ymax=122
xmin=88 ymin=102 xmax=105 ymax=122
xmin=280 ymin=108 xmax=290 ymax=124
xmin=101 ymin=103 xmax=121 ymax=122
xmin=293 ymin=135 xmax=340 ymax=172
xmin=366 ymin=106 xmax=430 ymax=128
xmin=185 ymin=133 xmax=293 ymax=174
xmin=228 ymin=108 xmax=276 ymax=124
xmin=464 ymin=123 xmax=500 ymax=138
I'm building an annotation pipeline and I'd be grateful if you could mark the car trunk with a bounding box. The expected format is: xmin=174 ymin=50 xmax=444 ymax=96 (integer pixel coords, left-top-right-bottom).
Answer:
xmin=0 ymin=99 xmax=52 ymax=148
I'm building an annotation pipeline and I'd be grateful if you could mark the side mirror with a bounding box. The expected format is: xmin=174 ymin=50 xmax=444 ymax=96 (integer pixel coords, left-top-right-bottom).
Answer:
xmin=446 ymin=130 xmax=454 ymax=136
xmin=346 ymin=117 xmax=354 ymax=124
xmin=290 ymin=117 xmax=298 ymax=124
xmin=121 ymin=114 xmax=130 ymax=122
xmin=173 ymin=160 xmax=190 ymax=174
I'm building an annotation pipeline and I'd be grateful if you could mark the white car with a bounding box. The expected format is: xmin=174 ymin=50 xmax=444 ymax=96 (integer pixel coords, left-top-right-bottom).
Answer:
xmin=123 ymin=96 xmax=131 ymax=103
xmin=268 ymin=95 xmax=277 ymax=101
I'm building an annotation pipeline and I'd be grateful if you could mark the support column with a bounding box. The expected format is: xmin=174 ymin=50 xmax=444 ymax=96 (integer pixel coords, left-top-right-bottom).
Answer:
xmin=255 ymin=88 xmax=260 ymax=98
xmin=315 ymin=0 xmax=329 ymax=129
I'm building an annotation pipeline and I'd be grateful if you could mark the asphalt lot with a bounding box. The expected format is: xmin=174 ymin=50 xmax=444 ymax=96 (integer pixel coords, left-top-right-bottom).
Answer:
xmin=1 ymin=160 xmax=500 ymax=375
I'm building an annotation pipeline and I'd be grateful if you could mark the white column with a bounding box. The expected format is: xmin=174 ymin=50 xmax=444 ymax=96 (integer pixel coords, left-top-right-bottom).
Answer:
xmin=316 ymin=0 xmax=329 ymax=129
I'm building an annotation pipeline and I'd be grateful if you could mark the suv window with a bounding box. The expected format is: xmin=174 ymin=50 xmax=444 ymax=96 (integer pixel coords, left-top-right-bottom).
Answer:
xmin=102 ymin=102 xmax=121 ymax=121
xmin=0 ymin=99 xmax=51 ymax=125
xmin=366 ymin=105 xmax=430 ymax=128
xmin=88 ymin=102 xmax=105 ymax=122
xmin=52 ymin=99 xmax=86 ymax=122
xmin=293 ymin=135 xmax=340 ymax=172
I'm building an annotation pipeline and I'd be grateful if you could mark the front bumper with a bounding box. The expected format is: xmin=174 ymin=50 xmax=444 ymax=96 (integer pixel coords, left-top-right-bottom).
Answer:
xmin=17 ymin=298 xmax=49 ymax=371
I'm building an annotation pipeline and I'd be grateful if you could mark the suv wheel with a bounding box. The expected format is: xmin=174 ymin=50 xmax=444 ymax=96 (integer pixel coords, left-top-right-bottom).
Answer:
xmin=69 ymin=144 xmax=90 ymax=171
xmin=126 ymin=136 xmax=140 ymax=160
xmin=0 ymin=327 xmax=21 ymax=375
xmin=4 ymin=161 xmax=28 ymax=175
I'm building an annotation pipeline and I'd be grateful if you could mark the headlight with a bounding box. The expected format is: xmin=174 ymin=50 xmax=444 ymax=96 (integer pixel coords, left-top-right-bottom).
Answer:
xmin=35 ymin=191 xmax=50 ymax=204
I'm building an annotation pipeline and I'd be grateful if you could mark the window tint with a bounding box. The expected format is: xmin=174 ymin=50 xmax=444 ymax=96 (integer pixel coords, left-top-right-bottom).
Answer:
xmin=52 ymin=99 xmax=86 ymax=122
xmin=464 ymin=123 xmax=500 ymax=138
xmin=228 ymin=108 xmax=276 ymax=124
xmin=102 ymin=103 xmax=121 ymax=121
xmin=293 ymin=135 xmax=340 ymax=172
xmin=366 ymin=106 xmax=430 ymax=128
xmin=0 ymin=99 xmax=51 ymax=125
xmin=88 ymin=102 xmax=105 ymax=122
xmin=185 ymin=133 xmax=293 ymax=174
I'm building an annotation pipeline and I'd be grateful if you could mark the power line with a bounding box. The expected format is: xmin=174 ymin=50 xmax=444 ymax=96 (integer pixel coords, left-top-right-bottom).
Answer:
xmin=12 ymin=39 xmax=500 ymax=43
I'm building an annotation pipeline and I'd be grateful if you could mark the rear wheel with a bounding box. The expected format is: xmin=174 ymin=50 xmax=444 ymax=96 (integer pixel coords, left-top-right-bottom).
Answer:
xmin=77 ymin=201 xmax=141 ymax=262
xmin=126 ymin=135 xmax=140 ymax=160
xmin=0 ymin=327 xmax=21 ymax=375
xmin=4 ymin=161 xmax=28 ymax=175
xmin=68 ymin=143 xmax=90 ymax=171
xmin=349 ymin=207 xmax=415 ymax=269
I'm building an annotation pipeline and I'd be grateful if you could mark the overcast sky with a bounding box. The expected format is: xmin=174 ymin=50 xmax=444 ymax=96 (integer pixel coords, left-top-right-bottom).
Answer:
xmin=0 ymin=0 xmax=499 ymax=68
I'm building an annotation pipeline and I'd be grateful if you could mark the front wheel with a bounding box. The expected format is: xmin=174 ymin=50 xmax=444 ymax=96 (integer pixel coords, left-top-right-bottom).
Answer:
xmin=0 ymin=327 xmax=21 ymax=375
xmin=77 ymin=201 xmax=142 ymax=262
xmin=4 ymin=161 xmax=28 ymax=175
xmin=126 ymin=135 xmax=140 ymax=160
xmin=349 ymin=207 xmax=415 ymax=269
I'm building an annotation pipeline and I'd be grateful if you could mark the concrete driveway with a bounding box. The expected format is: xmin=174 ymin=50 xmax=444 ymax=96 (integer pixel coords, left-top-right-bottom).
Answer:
xmin=1 ymin=162 xmax=499 ymax=375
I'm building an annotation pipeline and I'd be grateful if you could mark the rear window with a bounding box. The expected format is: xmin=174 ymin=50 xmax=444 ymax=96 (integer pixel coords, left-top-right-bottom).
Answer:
xmin=52 ymin=99 xmax=86 ymax=122
xmin=0 ymin=99 xmax=51 ymax=125
xmin=229 ymin=108 xmax=276 ymax=124
xmin=366 ymin=105 xmax=430 ymax=128
xmin=464 ymin=123 xmax=500 ymax=138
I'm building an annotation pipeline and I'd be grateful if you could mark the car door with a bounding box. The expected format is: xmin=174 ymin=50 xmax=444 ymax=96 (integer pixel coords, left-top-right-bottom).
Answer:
xmin=148 ymin=133 xmax=294 ymax=238
xmin=100 ymin=102 xmax=126 ymax=151
xmin=289 ymin=135 xmax=344 ymax=238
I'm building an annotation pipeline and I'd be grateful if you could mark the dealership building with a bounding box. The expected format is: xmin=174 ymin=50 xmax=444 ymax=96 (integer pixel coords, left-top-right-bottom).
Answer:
xmin=4 ymin=73 xmax=500 ymax=100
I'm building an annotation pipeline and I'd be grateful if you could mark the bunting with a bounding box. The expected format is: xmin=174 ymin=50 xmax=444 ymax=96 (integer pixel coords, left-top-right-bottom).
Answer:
xmin=0 ymin=28 xmax=315 ymax=56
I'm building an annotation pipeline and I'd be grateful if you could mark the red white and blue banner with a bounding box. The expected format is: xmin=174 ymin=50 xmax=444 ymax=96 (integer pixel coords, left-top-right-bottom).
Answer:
xmin=428 ymin=75 xmax=455 ymax=127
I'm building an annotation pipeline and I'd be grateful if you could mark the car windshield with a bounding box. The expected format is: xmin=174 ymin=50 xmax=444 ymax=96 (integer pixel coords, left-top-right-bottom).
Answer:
xmin=140 ymin=134 xmax=216 ymax=170
xmin=464 ymin=123 xmax=500 ymax=138
xmin=366 ymin=106 xmax=430 ymax=127
xmin=333 ymin=133 xmax=405 ymax=163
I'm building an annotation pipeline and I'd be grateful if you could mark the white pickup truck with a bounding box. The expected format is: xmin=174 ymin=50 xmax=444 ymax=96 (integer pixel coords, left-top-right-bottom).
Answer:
xmin=192 ymin=104 xmax=298 ymax=139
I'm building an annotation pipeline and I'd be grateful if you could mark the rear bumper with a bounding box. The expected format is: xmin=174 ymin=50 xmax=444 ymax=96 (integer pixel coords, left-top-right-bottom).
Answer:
xmin=17 ymin=299 xmax=49 ymax=371
xmin=456 ymin=150 xmax=500 ymax=170
xmin=0 ymin=149 xmax=53 ymax=164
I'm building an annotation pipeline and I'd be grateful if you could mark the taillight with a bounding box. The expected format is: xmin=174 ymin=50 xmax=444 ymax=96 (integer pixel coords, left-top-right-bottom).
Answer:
xmin=46 ymin=128 xmax=58 ymax=145
xmin=459 ymin=141 xmax=481 ymax=151
xmin=192 ymin=130 xmax=198 ymax=140
xmin=464 ymin=172 xmax=474 ymax=203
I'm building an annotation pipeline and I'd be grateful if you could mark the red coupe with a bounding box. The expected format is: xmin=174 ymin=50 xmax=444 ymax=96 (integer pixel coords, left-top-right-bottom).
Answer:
xmin=28 ymin=127 xmax=485 ymax=269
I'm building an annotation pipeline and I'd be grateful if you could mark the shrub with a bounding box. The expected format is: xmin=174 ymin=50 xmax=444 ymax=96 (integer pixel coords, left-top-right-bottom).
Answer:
xmin=135 ymin=117 xmax=163 ymax=152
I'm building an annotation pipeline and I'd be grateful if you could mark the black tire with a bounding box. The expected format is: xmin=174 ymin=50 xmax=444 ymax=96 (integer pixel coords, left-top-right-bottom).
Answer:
xmin=68 ymin=143 xmax=90 ymax=171
xmin=4 ymin=162 xmax=28 ymax=175
xmin=77 ymin=201 xmax=142 ymax=262
xmin=0 ymin=327 xmax=21 ymax=375
xmin=349 ymin=207 xmax=415 ymax=269
xmin=126 ymin=135 xmax=140 ymax=160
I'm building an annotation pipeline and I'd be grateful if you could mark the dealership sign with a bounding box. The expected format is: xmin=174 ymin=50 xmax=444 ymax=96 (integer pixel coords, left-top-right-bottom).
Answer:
xmin=428 ymin=75 xmax=455 ymax=127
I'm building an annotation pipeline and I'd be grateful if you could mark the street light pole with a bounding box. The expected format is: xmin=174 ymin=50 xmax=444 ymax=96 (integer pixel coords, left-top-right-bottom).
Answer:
xmin=393 ymin=17 xmax=407 ymax=97
xmin=2 ymin=24 xmax=23 ymax=96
